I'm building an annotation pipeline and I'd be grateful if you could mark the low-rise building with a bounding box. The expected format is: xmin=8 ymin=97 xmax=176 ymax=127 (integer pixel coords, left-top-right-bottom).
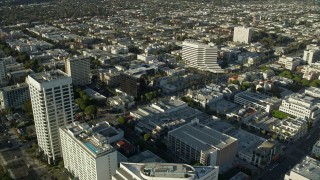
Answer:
xmin=60 ymin=121 xmax=121 ymax=180
xmin=305 ymin=87 xmax=320 ymax=98
xmin=0 ymin=83 xmax=30 ymax=110
xmin=284 ymin=156 xmax=320 ymax=180
xmin=186 ymin=88 xmax=223 ymax=108
xmin=272 ymin=117 xmax=308 ymax=142
xmin=234 ymin=91 xmax=281 ymax=113
xmin=278 ymin=56 xmax=301 ymax=71
xmin=99 ymin=68 xmax=121 ymax=87
xmin=107 ymin=93 xmax=135 ymax=111
xmin=112 ymin=162 xmax=219 ymax=180
xmin=279 ymin=93 xmax=320 ymax=120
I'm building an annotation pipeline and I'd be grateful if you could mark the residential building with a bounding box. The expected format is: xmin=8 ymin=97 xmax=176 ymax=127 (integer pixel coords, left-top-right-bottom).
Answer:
xmin=0 ymin=58 xmax=6 ymax=85
xmin=26 ymin=70 xmax=75 ymax=164
xmin=284 ymin=156 xmax=320 ymax=180
xmin=279 ymin=93 xmax=320 ymax=120
xmin=112 ymin=162 xmax=219 ymax=180
xmin=186 ymin=88 xmax=223 ymax=108
xmin=303 ymin=45 xmax=320 ymax=64
xmin=107 ymin=93 xmax=135 ymax=111
xmin=60 ymin=121 xmax=119 ymax=180
xmin=305 ymin=87 xmax=320 ymax=98
xmin=312 ymin=140 xmax=320 ymax=158
xmin=278 ymin=56 xmax=301 ymax=71
xmin=168 ymin=120 xmax=238 ymax=166
xmin=233 ymin=27 xmax=253 ymax=44
xmin=234 ymin=91 xmax=281 ymax=113
xmin=272 ymin=117 xmax=308 ymax=142
xmin=182 ymin=39 xmax=223 ymax=73
xmin=65 ymin=56 xmax=91 ymax=86
xmin=99 ymin=69 xmax=121 ymax=87
xmin=0 ymin=83 xmax=29 ymax=110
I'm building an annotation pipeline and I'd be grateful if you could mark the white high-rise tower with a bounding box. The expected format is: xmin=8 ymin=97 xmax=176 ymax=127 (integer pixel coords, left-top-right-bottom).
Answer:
xmin=182 ymin=39 xmax=224 ymax=73
xmin=26 ymin=70 xmax=75 ymax=164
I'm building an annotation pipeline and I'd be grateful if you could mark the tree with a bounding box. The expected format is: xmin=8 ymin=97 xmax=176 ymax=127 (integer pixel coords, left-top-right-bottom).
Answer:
xmin=118 ymin=116 xmax=126 ymax=125
xmin=144 ymin=132 xmax=151 ymax=141
xmin=301 ymin=79 xmax=310 ymax=86
xmin=84 ymin=105 xmax=97 ymax=118
xmin=272 ymin=110 xmax=288 ymax=119
xmin=310 ymin=79 xmax=320 ymax=87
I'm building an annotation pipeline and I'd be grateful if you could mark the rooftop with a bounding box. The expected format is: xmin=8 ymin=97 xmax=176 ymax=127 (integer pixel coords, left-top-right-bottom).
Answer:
xmin=169 ymin=121 xmax=237 ymax=152
xmin=0 ymin=83 xmax=28 ymax=92
xmin=289 ymin=156 xmax=320 ymax=180
xmin=28 ymin=69 xmax=69 ymax=83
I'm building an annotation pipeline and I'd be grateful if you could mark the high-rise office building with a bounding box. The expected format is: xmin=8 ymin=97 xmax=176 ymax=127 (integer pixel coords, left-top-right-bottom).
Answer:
xmin=182 ymin=40 xmax=224 ymax=73
xmin=26 ymin=70 xmax=75 ymax=164
xmin=0 ymin=83 xmax=30 ymax=110
xmin=65 ymin=56 xmax=91 ymax=86
xmin=60 ymin=121 xmax=118 ymax=180
xmin=233 ymin=27 xmax=253 ymax=44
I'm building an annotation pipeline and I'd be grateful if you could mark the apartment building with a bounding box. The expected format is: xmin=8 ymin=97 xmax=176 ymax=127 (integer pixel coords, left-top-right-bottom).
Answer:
xmin=26 ymin=70 xmax=75 ymax=164
xmin=168 ymin=120 xmax=238 ymax=166
xmin=60 ymin=121 xmax=119 ymax=180
xmin=272 ymin=117 xmax=308 ymax=142
xmin=278 ymin=56 xmax=301 ymax=71
xmin=182 ymin=39 xmax=224 ymax=73
xmin=233 ymin=26 xmax=253 ymax=44
xmin=112 ymin=162 xmax=219 ymax=180
xmin=65 ymin=56 xmax=91 ymax=86
xmin=303 ymin=45 xmax=320 ymax=64
xmin=0 ymin=83 xmax=29 ymax=110
xmin=312 ymin=139 xmax=320 ymax=158
xmin=279 ymin=93 xmax=320 ymax=120
xmin=234 ymin=91 xmax=281 ymax=113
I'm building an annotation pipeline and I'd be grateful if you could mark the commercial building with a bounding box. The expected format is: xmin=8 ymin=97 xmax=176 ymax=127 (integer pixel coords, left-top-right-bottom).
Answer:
xmin=0 ymin=83 xmax=30 ymax=110
xmin=271 ymin=117 xmax=308 ymax=142
xmin=60 ymin=121 xmax=119 ymax=180
xmin=65 ymin=56 xmax=91 ymax=86
xmin=26 ymin=70 xmax=75 ymax=164
xmin=303 ymin=45 xmax=320 ymax=64
xmin=0 ymin=58 xmax=6 ymax=85
xmin=285 ymin=156 xmax=320 ymax=180
xmin=168 ymin=120 xmax=238 ymax=166
xmin=112 ymin=162 xmax=219 ymax=180
xmin=182 ymin=39 xmax=223 ymax=73
xmin=233 ymin=27 xmax=253 ymax=44
xmin=119 ymin=73 xmax=146 ymax=99
xmin=279 ymin=93 xmax=320 ymax=120
xmin=312 ymin=139 xmax=320 ymax=158
xmin=234 ymin=91 xmax=281 ymax=113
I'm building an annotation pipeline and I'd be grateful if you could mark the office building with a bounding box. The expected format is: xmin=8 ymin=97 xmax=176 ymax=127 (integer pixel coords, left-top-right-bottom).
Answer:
xmin=168 ymin=120 xmax=238 ymax=166
xmin=113 ymin=162 xmax=219 ymax=180
xmin=0 ymin=83 xmax=30 ymax=110
xmin=285 ymin=156 xmax=320 ymax=180
xmin=60 ymin=121 xmax=119 ymax=180
xmin=26 ymin=70 xmax=75 ymax=164
xmin=65 ymin=56 xmax=91 ymax=86
xmin=303 ymin=45 xmax=320 ymax=64
xmin=182 ymin=40 xmax=223 ymax=73
xmin=234 ymin=91 xmax=281 ymax=113
xmin=233 ymin=27 xmax=253 ymax=44
xmin=0 ymin=58 xmax=6 ymax=85
xmin=279 ymin=93 xmax=320 ymax=120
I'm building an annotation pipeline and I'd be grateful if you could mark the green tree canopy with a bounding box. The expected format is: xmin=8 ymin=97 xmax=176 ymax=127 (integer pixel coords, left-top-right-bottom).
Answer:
xmin=118 ymin=116 xmax=126 ymax=125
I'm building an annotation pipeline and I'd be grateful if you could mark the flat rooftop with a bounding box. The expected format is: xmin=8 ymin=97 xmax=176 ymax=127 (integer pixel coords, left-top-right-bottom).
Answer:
xmin=28 ymin=69 xmax=68 ymax=83
xmin=169 ymin=122 xmax=237 ymax=151
xmin=290 ymin=156 xmax=320 ymax=180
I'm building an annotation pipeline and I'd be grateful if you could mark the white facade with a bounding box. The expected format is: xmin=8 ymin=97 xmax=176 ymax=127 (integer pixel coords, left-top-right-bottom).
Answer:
xmin=60 ymin=122 xmax=118 ymax=180
xmin=303 ymin=45 xmax=320 ymax=65
xmin=233 ymin=27 xmax=253 ymax=44
xmin=112 ymin=162 xmax=219 ymax=180
xmin=0 ymin=83 xmax=30 ymax=110
xmin=182 ymin=40 xmax=223 ymax=73
xmin=279 ymin=93 xmax=320 ymax=120
xmin=186 ymin=88 xmax=223 ymax=108
xmin=285 ymin=156 xmax=320 ymax=180
xmin=234 ymin=91 xmax=281 ymax=113
xmin=272 ymin=117 xmax=308 ymax=142
xmin=312 ymin=140 xmax=320 ymax=158
xmin=278 ymin=56 xmax=301 ymax=71
xmin=65 ymin=56 xmax=91 ymax=86
xmin=26 ymin=70 xmax=75 ymax=164
xmin=305 ymin=87 xmax=320 ymax=98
